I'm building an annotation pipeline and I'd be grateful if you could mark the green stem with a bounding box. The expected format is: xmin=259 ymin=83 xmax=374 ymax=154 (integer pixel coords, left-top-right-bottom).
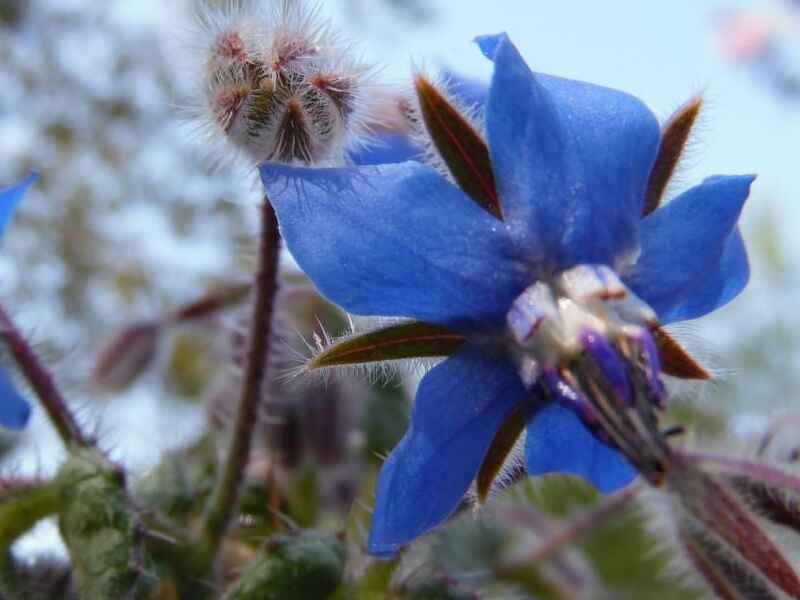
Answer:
xmin=196 ymin=198 xmax=281 ymax=567
xmin=0 ymin=480 xmax=61 ymax=551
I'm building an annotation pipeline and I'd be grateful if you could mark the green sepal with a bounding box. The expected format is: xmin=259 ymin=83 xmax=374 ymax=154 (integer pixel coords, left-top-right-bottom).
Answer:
xmin=415 ymin=76 xmax=503 ymax=220
xmin=309 ymin=321 xmax=464 ymax=369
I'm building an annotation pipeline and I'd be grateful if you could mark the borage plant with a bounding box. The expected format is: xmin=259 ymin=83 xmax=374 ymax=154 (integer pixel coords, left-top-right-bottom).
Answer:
xmin=262 ymin=28 xmax=800 ymax=599
xmin=261 ymin=31 xmax=755 ymax=557
xmin=5 ymin=2 xmax=800 ymax=598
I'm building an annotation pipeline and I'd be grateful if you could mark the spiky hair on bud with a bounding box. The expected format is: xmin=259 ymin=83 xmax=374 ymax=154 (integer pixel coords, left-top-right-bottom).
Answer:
xmin=191 ymin=0 xmax=374 ymax=166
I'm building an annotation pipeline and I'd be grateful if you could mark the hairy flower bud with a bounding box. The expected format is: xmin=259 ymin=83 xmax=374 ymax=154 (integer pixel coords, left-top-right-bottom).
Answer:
xmin=651 ymin=452 xmax=800 ymax=599
xmin=195 ymin=0 xmax=372 ymax=165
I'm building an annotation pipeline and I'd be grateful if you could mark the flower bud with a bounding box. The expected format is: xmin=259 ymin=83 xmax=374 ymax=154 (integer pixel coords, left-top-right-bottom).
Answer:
xmin=196 ymin=0 xmax=372 ymax=165
xmin=657 ymin=454 xmax=800 ymax=598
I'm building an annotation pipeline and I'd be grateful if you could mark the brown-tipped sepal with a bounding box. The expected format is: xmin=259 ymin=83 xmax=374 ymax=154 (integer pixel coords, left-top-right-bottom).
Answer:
xmin=476 ymin=406 xmax=527 ymax=504
xmin=308 ymin=321 xmax=464 ymax=370
xmin=643 ymin=95 xmax=703 ymax=217
xmin=680 ymin=523 xmax=780 ymax=600
xmin=652 ymin=327 xmax=710 ymax=380
xmin=414 ymin=75 xmax=503 ymax=219
xmin=667 ymin=459 xmax=800 ymax=598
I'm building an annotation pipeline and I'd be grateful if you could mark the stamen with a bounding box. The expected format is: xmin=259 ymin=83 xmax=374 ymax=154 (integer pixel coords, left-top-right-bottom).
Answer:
xmin=627 ymin=326 xmax=667 ymax=408
xmin=579 ymin=329 xmax=631 ymax=406
xmin=506 ymin=263 xmax=676 ymax=485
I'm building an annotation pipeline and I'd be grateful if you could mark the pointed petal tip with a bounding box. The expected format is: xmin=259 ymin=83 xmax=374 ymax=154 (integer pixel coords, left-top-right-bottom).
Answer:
xmin=474 ymin=32 xmax=510 ymax=61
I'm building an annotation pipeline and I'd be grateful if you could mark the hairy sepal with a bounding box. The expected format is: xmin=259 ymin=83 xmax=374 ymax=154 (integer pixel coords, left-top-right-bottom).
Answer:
xmin=652 ymin=327 xmax=710 ymax=380
xmin=476 ymin=406 xmax=527 ymax=503
xmin=643 ymin=95 xmax=703 ymax=216
xmin=414 ymin=75 xmax=502 ymax=219
xmin=307 ymin=320 xmax=464 ymax=370
xmin=667 ymin=459 xmax=800 ymax=598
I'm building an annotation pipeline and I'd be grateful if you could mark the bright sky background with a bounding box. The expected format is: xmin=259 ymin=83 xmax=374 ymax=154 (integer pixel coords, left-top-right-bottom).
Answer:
xmin=340 ymin=0 xmax=793 ymax=202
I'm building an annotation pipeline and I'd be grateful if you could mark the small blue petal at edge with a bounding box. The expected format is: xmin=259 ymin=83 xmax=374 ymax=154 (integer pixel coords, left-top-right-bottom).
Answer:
xmin=0 ymin=368 xmax=31 ymax=431
xmin=0 ymin=171 xmax=38 ymax=239
xmin=525 ymin=402 xmax=637 ymax=494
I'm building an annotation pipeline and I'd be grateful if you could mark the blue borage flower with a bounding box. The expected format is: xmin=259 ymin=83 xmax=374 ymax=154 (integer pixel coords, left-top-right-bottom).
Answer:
xmin=260 ymin=33 xmax=754 ymax=557
xmin=0 ymin=173 xmax=36 ymax=431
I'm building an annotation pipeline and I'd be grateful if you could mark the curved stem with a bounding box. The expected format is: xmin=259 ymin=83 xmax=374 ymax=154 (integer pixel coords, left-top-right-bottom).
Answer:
xmin=195 ymin=198 xmax=281 ymax=567
xmin=528 ymin=484 xmax=642 ymax=563
xmin=0 ymin=479 xmax=61 ymax=551
xmin=0 ymin=304 xmax=89 ymax=447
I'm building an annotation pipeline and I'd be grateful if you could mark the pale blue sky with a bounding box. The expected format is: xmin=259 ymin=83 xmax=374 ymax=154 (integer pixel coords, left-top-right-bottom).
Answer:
xmin=333 ymin=0 xmax=797 ymax=234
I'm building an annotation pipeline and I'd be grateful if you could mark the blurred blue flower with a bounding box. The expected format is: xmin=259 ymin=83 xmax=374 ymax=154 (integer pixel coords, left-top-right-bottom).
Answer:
xmin=0 ymin=173 xmax=37 ymax=431
xmin=261 ymin=33 xmax=754 ymax=556
xmin=350 ymin=131 xmax=420 ymax=166
xmin=349 ymin=73 xmax=488 ymax=166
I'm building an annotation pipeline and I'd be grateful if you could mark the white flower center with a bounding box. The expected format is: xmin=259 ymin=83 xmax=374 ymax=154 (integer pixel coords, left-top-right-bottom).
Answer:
xmin=506 ymin=264 xmax=657 ymax=387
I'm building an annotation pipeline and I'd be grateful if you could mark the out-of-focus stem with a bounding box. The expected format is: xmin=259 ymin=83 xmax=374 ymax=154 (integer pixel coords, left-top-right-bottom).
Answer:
xmin=528 ymin=484 xmax=642 ymax=563
xmin=196 ymin=198 xmax=281 ymax=567
xmin=0 ymin=480 xmax=61 ymax=551
xmin=0 ymin=304 xmax=89 ymax=447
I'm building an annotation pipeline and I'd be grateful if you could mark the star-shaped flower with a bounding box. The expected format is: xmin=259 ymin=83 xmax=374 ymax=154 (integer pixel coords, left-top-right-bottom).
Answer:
xmin=0 ymin=173 xmax=36 ymax=431
xmin=260 ymin=33 xmax=754 ymax=557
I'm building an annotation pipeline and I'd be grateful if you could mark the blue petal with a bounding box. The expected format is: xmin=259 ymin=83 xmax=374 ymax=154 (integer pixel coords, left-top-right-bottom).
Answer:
xmin=350 ymin=132 xmax=421 ymax=166
xmin=0 ymin=368 xmax=30 ymax=431
xmin=624 ymin=175 xmax=755 ymax=324
xmin=0 ymin=172 xmax=37 ymax=238
xmin=525 ymin=402 xmax=637 ymax=493
xmin=482 ymin=33 xmax=660 ymax=271
xmin=261 ymin=161 xmax=531 ymax=329
xmin=475 ymin=34 xmax=503 ymax=61
xmin=367 ymin=345 xmax=526 ymax=557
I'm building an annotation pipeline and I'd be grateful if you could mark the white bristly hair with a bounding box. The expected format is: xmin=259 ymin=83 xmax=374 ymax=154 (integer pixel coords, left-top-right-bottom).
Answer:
xmin=188 ymin=0 xmax=376 ymax=167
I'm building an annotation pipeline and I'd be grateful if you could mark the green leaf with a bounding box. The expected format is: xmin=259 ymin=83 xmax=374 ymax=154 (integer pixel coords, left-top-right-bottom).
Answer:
xmin=309 ymin=321 xmax=464 ymax=369
xmin=415 ymin=76 xmax=502 ymax=220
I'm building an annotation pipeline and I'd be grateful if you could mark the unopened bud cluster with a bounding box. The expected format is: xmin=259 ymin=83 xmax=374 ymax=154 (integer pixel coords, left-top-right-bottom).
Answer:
xmin=197 ymin=0 xmax=371 ymax=165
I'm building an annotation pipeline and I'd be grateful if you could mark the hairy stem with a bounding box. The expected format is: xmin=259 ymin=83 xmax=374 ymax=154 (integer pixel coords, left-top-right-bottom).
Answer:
xmin=196 ymin=198 xmax=281 ymax=567
xmin=0 ymin=304 xmax=89 ymax=447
